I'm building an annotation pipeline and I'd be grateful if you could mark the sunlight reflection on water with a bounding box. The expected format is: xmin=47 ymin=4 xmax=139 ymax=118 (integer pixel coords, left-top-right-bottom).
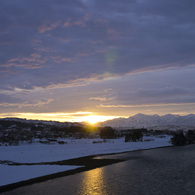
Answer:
xmin=78 ymin=168 xmax=108 ymax=195
xmin=1 ymin=145 xmax=194 ymax=195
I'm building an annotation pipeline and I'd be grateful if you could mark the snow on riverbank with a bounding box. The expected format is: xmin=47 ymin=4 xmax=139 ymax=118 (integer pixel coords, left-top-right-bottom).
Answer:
xmin=0 ymin=136 xmax=172 ymax=186
xmin=0 ymin=136 xmax=172 ymax=163
xmin=0 ymin=164 xmax=81 ymax=186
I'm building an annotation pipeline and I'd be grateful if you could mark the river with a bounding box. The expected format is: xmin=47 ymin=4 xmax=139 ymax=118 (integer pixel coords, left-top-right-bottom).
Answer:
xmin=2 ymin=145 xmax=195 ymax=195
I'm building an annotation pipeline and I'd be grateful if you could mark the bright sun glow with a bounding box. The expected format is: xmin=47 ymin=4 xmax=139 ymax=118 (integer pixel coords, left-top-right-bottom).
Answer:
xmin=85 ymin=115 xmax=101 ymax=124
xmin=0 ymin=113 xmax=119 ymax=124
xmin=82 ymin=115 xmax=118 ymax=124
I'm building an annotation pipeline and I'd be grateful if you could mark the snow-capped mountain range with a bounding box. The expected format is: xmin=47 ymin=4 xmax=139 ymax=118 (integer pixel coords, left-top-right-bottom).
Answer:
xmin=101 ymin=113 xmax=195 ymax=130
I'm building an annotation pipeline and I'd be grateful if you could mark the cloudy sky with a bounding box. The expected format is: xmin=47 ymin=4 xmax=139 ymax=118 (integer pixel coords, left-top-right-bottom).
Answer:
xmin=1 ymin=0 xmax=195 ymax=122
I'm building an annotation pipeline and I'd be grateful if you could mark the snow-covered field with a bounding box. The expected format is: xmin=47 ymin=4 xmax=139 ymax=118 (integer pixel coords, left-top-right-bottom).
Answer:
xmin=0 ymin=136 xmax=172 ymax=186
xmin=0 ymin=164 xmax=81 ymax=187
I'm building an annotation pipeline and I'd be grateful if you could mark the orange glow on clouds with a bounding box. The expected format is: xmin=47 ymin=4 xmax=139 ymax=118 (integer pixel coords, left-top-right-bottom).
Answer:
xmin=0 ymin=112 xmax=119 ymax=123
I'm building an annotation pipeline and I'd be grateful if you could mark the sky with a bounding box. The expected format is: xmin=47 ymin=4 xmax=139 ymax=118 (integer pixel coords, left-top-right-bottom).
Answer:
xmin=0 ymin=0 xmax=195 ymax=123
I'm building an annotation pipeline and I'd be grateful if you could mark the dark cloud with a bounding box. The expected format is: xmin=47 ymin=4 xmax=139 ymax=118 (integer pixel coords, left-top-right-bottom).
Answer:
xmin=0 ymin=94 xmax=22 ymax=104
xmin=114 ymin=87 xmax=195 ymax=105
xmin=0 ymin=0 xmax=194 ymax=90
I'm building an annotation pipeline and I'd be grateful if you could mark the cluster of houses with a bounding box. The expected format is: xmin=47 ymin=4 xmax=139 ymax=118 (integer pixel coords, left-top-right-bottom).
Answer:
xmin=0 ymin=122 xmax=62 ymax=146
xmin=0 ymin=118 xmax=194 ymax=146
xmin=0 ymin=120 xmax=99 ymax=146
xmin=0 ymin=124 xmax=33 ymax=146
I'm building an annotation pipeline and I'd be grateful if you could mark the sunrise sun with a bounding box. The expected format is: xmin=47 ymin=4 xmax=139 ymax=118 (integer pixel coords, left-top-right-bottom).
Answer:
xmin=86 ymin=115 xmax=100 ymax=124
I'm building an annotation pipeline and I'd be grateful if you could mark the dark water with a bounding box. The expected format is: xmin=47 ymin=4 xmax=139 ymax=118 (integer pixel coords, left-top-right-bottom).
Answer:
xmin=2 ymin=145 xmax=195 ymax=195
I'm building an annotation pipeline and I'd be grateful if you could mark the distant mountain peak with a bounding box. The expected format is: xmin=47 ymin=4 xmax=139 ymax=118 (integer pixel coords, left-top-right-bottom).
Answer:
xmin=102 ymin=113 xmax=195 ymax=130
